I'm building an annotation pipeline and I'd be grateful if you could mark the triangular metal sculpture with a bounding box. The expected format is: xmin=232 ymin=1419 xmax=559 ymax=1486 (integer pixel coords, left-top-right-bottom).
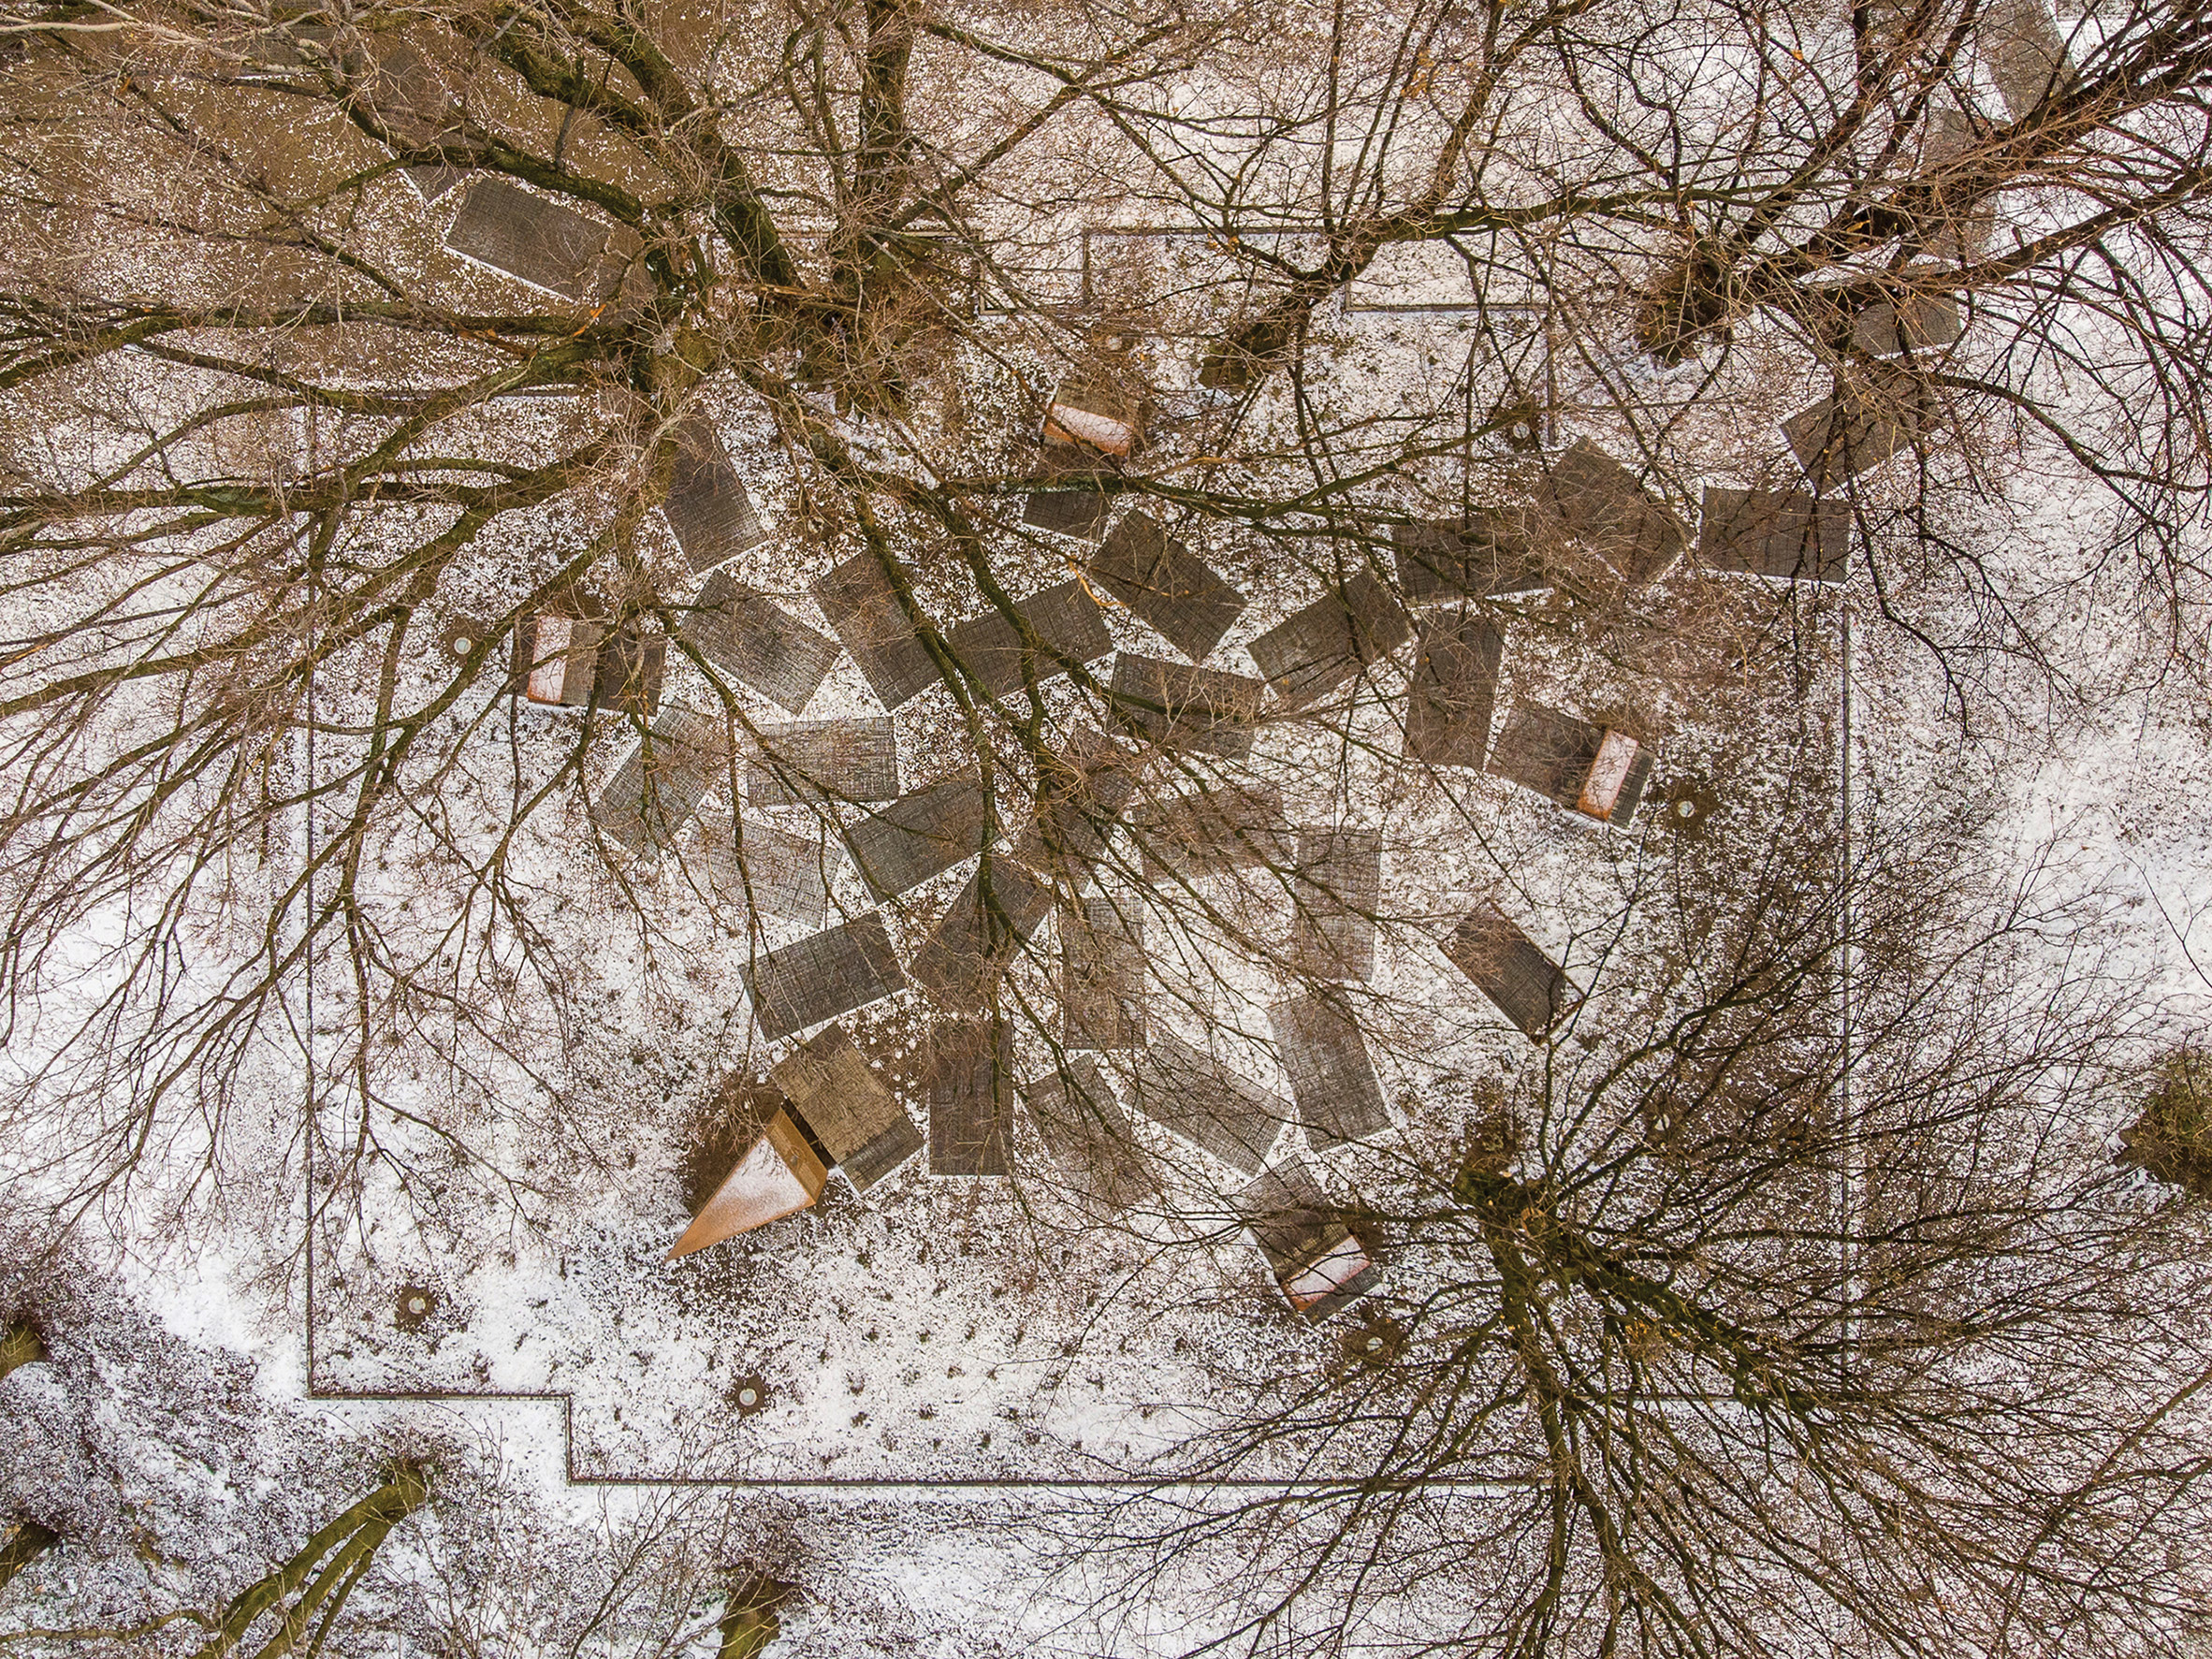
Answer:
xmin=667 ymin=1109 xmax=828 ymax=1259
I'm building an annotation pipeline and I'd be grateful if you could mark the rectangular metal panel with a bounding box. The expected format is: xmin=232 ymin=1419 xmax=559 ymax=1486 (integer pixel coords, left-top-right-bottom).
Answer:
xmin=1851 ymin=291 xmax=1962 ymax=357
xmin=746 ymin=717 xmax=900 ymax=808
xmin=742 ymin=913 xmax=908 ymax=1041
xmin=944 ymin=580 xmax=1111 ymax=700
xmin=663 ymin=419 xmax=767 ymax=575
xmin=1916 ymin=106 xmax=2000 ymax=260
xmin=1440 ymin=901 xmax=1575 ymax=1039
xmin=1696 ymin=487 xmax=1850 ymax=583
xmin=1108 ymin=652 xmax=1264 ymax=759
xmin=1488 ymin=702 xmax=1604 ymax=809
xmin=557 ymin=618 xmax=604 ymax=706
xmin=770 ymin=1025 xmax=920 ymax=1189
xmin=1136 ymin=782 xmax=1291 ymax=883
xmin=839 ymin=1113 xmax=926 ymax=1192
xmin=1983 ymin=0 xmax=2075 ymax=116
xmin=926 ymin=1023 xmax=1012 ymax=1175
xmin=1269 ymin=993 xmax=1389 ymax=1148
xmin=1021 ymin=488 xmax=1112 ymax=542
xmin=1237 ymin=1161 xmax=1337 ymax=1271
xmin=443 ymin=179 xmax=608 ymax=300
xmin=1089 ymin=511 xmax=1245 ymax=660
xmin=1245 ymin=572 xmax=1412 ymax=710
xmin=909 ymin=858 xmax=1055 ymax=1010
xmin=1783 ymin=367 xmax=1926 ymax=487
xmin=1128 ymin=1033 xmax=1289 ymax=1175
xmin=1404 ymin=610 xmax=1503 ymax=768
xmin=592 ymin=706 xmax=729 ymax=854
xmin=1614 ymin=746 xmax=1655 ymax=827
xmin=692 ymin=811 xmax=834 ymax=925
xmin=592 ymin=625 xmax=663 ymax=718
xmin=1391 ymin=516 xmax=1547 ymax=603
xmin=1287 ymin=827 xmax=1383 ymax=982
xmin=1534 ymin=440 xmax=1686 ymax=587
xmin=843 ymin=777 xmax=994 ymax=898
xmin=1023 ymin=1055 xmax=1156 ymax=1213
xmin=1061 ymin=895 xmax=1147 ymax=1049
xmin=810 ymin=551 xmax=940 ymax=709
xmin=405 ymin=166 xmax=465 ymax=202
xmin=683 ymin=570 xmax=840 ymax=713
xmin=1015 ymin=731 xmax=1140 ymax=885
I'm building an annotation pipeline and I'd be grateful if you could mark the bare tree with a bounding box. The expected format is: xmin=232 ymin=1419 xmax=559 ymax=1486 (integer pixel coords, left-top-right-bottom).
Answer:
xmin=1060 ymin=775 xmax=2212 ymax=1656
xmin=185 ymin=1464 xmax=431 ymax=1659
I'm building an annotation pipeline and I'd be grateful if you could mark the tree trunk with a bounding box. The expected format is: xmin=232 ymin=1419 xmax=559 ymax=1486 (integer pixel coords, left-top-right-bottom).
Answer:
xmin=189 ymin=1464 xmax=432 ymax=1659
xmin=0 ymin=1321 xmax=45 ymax=1381
xmin=0 ymin=1521 xmax=59 ymax=1595
xmin=718 ymin=1575 xmax=793 ymax=1659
